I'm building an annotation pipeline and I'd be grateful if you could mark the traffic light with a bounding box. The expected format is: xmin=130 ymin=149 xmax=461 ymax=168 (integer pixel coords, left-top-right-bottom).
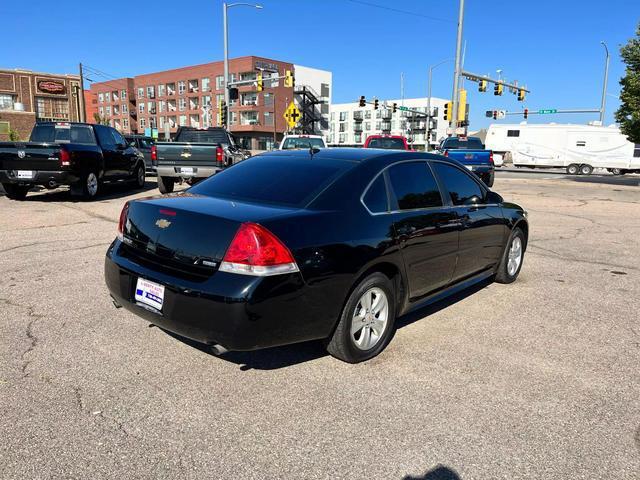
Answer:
xmin=256 ymin=72 xmax=263 ymax=92
xmin=492 ymin=110 xmax=497 ymax=120
xmin=444 ymin=102 xmax=452 ymax=121
xmin=359 ymin=95 xmax=366 ymax=107
xmin=218 ymin=99 xmax=227 ymax=126
xmin=392 ymin=103 xmax=397 ymax=113
xmin=373 ymin=98 xmax=379 ymax=110
xmin=523 ymin=108 xmax=529 ymax=119
xmin=457 ymin=90 xmax=467 ymax=122
xmin=478 ymin=80 xmax=487 ymax=92
xmin=494 ymin=82 xmax=503 ymax=96
xmin=517 ymin=88 xmax=526 ymax=101
xmin=284 ymin=70 xmax=295 ymax=88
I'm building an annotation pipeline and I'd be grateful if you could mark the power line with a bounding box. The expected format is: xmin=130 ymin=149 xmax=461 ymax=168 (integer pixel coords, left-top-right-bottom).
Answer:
xmin=345 ymin=0 xmax=453 ymax=23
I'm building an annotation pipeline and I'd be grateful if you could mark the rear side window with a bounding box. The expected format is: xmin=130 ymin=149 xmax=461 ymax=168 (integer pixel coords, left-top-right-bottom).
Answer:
xmin=432 ymin=162 xmax=484 ymax=206
xmin=189 ymin=156 xmax=350 ymax=207
xmin=362 ymin=175 xmax=388 ymax=213
xmin=441 ymin=137 xmax=484 ymax=149
xmin=30 ymin=124 xmax=95 ymax=145
xmin=281 ymin=137 xmax=325 ymax=149
xmin=387 ymin=162 xmax=442 ymax=210
xmin=367 ymin=137 xmax=406 ymax=149
xmin=95 ymin=126 xmax=116 ymax=148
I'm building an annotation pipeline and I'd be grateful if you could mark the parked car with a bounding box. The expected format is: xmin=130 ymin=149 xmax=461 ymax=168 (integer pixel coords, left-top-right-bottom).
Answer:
xmin=0 ymin=122 xmax=145 ymax=200
xmin=125 ymin=135 xmax=155 ymax=174
xmin=438 ymin=136 xmax=495 ymax=187
xmin=278 ymin=134 xmax=326 ymax=150
xmin=105 ymin=148 xmax=528 ymax=363
xmin=364 ymin=135 xmax=411 ymax=150
xmin=155 ymin=127 xmax=249 ymax=194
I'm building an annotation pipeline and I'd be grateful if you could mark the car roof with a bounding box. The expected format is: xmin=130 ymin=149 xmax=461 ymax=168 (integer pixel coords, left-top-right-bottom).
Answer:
xmin=258 ymin=147 xmax=456 ymax=165
xmin=283 ymin=134 xmax=324 ymax=138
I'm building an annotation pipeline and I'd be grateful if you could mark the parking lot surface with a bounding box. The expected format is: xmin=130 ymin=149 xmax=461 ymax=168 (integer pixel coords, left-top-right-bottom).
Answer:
xmin=1 ymin=174 xmax=639 ymax=479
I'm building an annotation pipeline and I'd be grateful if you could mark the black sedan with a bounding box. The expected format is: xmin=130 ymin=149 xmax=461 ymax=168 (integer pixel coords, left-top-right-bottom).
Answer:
xmin=105 ymin=149 xmax=528 ymax=363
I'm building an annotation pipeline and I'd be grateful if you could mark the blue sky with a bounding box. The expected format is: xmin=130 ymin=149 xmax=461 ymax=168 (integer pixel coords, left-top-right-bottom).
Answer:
xmin=4 ymin=0 xmax=638 ymax=129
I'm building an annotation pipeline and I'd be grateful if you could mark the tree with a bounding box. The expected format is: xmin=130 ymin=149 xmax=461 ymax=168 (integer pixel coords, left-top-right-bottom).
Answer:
xmin=93 ymin=112 xmax=110 ymax=126
xmin=615 ymin=23 xmax=640 ymax=143
xmin=8 ymin=128 xmax=20 ymax=141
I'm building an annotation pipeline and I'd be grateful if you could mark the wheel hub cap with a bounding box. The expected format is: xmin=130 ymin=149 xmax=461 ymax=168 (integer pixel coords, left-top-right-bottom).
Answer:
xmin=507 ymin=236 xmax=522 ymax=276
xmin=351 ymin=287 xmax=388 ymax=351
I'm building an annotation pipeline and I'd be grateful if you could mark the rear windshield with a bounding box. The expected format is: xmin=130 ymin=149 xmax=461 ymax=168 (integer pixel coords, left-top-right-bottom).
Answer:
xmin=441 ymin=137 xmax=484 ymax=150
xmin=189 ymin=156 xmax=350 ymax=207
xmin=176 ymin=129 xmax=230 ymax=144
xmin=281 ymin=137 xmax=325 ymax=149
xmin=367 ymin=137 xmax=406 ymax=149
xmin=30 ymin=124 xmax=96 ymax=145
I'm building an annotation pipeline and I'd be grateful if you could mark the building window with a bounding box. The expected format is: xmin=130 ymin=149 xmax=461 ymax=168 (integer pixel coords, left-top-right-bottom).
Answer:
xmin=113 ymin=105 xmax=120 ymax=115
xmin=202 ymin=77 xmax=210 ymax=92
xmin=105 ymin=106 xmax=111 ymax=116
xmin=268 ymin=72 xmax=279 ymax=88
xmin=365 ymin=110 xmax=371 ymax=119
xmin=216 ymin=94 xmax=224 ymax=105
xmin=167 ymin=83 xmax=176 ymax=96
xmin=98 ymin=106 xmax=104 ymax=116
xmin=264 ymin=111 xmax=273 ymax=126
xmin=376 ymin=121 xmax=381 ymax=130
xmin=139 ymin=118 xmax=146 ymax=128
xmin=240 ymin=111 xmax=259 ymax=125
xmin=354 ymin=133 xmax=362 ymax=143
xmin=202 ymin=96 xmax=211 ymax=107
xmin=189 ymin=97 xmax=199 ymax=110
xmin=113 ymin=91 xmax=119 ymax=101
xmin=230 ymin=111 xmax=238 ymax=126
xmin=168 ymin=116 xmax=177 ymax=128
xmin=137 ymin=87 xmax=144 ymax=99
xmin=179 ymin=115 xmax=187 ymax=126
xmin=121 ymin=89 xmax=127 ymax=100
xmin=122 ymin=118 xmax=129 ymax=130
xmin=330 ymin=112 xmax=335 ymax=121
xmin=339 ymin=111 xmax=347 ymax=121
xmin=178 ymin=98 xmax=186 ymax=111
xmin=215 ymin=75 xmax=224 ymax=90
xmin=159 ymin=100 xmax=166 ymax=113
xmin=139 ymin=103 xmax=145 ymax=113
xmin=167 ymin=99 xmax=177 ymax=112
xmin=159 ymin=116 xmax=165 ymax=129
xmin=263 ymin=93 xmax=274 ymax=106
xmin=239 ymin=72 xmax=257 ymax=81
xmin=241 ymin=92 xmax=258 ymax=106
xmin=157 ymin=84 xmax=165 ymax=97
xmin=148 ymin=101 xmax=156 ymax=114
xmin=257 ymin=136 xmax=274 ymax=150
xmin=189 ymin=114 xmax=200 ymax=128
xmin=364 ymin=122 xmax=371 ymax=131
xmin=339 ymin=134 xmax=345 ymax=143
xmin=339 ymin=123 xmax=346 ymax=132
xmin=0 ymin=94 xmax=15 ymax=110
xmin=98 ymin=93 xmax=104 ymax=103
xmin=178 ymin=81 xmax=186 ymax=95
xmin=122 ymin=103 xmax=128 ymax=114
xmin=146 ymin=86 xmax=155 ymax=99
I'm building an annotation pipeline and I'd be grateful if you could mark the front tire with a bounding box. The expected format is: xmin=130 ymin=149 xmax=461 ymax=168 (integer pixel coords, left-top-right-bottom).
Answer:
xmin=326 ymin=272 xmax=396 ymax=363
xmin=566 ymin=164 xmax=579 ymax=175
xmin=2 ymin=183 xmax=30 ymax=200
xmin=157 ymin=176 xmax=175 ymax=194
xmin=495 ymin=227 xmax=526 ymax=284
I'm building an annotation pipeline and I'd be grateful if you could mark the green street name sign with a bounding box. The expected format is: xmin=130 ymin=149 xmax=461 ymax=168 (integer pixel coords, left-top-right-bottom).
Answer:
xmin=538 ymin=109 xmax=557 ymax=114
xmin=398 ymin=106 xmax=409 ymax=111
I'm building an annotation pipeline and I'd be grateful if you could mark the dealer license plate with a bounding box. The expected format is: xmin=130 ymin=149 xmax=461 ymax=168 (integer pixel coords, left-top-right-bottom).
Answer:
xmin=17 ymin=170 xmax=34 ymax=179
xmin=135 ymin=278 xmax=165 ymax=311
xmin=180 ymin=167 xmax=195 ymax=175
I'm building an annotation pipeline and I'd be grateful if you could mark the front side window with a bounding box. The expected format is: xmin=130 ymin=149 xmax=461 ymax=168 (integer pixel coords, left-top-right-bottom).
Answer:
xmin=387 ymin=162 xmax=442 ymax=210
xmin=431 ymin=162 xmax=484 ymax=206
xmin=362 ymin=174 xmax=388 ymax=213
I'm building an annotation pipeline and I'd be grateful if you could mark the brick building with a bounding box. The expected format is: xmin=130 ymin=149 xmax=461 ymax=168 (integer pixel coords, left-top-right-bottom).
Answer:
xmin=88 ymin=56 xmax=331 ymax=151
xmin=0 ymin=68 xmax=83 ymax=141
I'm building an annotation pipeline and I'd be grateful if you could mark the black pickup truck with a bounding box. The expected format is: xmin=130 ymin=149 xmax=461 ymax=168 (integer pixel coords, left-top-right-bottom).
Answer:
xmin=155 ymin=127 xmax=249 ymax=193
xmin=0 ymin=122 xmax=146 ymax=200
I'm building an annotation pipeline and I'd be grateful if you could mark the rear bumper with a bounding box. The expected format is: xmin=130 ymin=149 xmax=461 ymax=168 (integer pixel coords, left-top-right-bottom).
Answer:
xmin=0 ymin=169 xmax=79 ymax=186
xmin=156 ymin=165 xmax=222 ymax=179
xmin=104 ymin=240 xmax=326 ymax=351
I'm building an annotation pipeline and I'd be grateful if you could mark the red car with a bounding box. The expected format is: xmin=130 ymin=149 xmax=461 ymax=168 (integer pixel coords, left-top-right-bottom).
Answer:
xmin=363 ymin=135 xmax=411 ymax=150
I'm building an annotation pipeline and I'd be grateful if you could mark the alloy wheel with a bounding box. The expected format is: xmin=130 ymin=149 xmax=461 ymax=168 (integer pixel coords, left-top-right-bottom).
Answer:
xmin=351 ymin=287 xmax=389 ymax=351
xmin=507 ymin=236 xmax=522 ymax=276
xmin=87 ymin=173 xmax=98 ymax=197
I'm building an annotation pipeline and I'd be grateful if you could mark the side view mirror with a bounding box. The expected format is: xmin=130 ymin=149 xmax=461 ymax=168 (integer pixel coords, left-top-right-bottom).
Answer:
xmin=486 ymin=191 xmax=503 ymax=204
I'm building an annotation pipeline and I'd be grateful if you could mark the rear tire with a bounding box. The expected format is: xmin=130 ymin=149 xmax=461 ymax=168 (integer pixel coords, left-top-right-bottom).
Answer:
xmin=485 ymin=172 xmax=495 ymax=188
xmin=495 ymin=227 xmax=526 ymax=284
xmin=157 ymin=176 xmax=175 ymax=194
xmin=79 ymin=171 xmax=100 ymax=200
xmin=2 ymin=183 xmax=30 ymax=200
xmin=132 ymin=163 xmax=145 ymax=189
xmin=579 ymin=164 xmax=593 ymax=176
xmin=326 ymin=272 xmax=396 ymax=363
xmin=566 ymin=164 xmax=579 ymax=175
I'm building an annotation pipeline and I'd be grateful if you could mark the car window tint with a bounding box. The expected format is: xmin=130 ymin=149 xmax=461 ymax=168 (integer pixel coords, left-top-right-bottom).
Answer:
xmin=111 ymin=129 xmax=126 ymax=147
xmin=387 ymin=162 xmax=442 ymax=210
xmin=189 ymin=156 xmax=351 ymax=207
xmin=432 ymin=162 xmax=484 ymax=206
xmin=70 ymin=126 xmax=96 ymax=145
xmin=368 ymin=138 xmax=405 ymax=149
xmin=95 ymin=126 xmax=115 ymax=147
xmin=362 ymin=174 xmax=388 ymax=213
xmin=441 ymin=137 xmax=484 ymax=149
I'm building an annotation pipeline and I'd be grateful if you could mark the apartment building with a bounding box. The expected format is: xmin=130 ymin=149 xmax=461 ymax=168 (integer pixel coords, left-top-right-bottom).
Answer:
xmin=89 ymin=56 xmax=332 ymax=151
xmin=328 ymin=97 xmax=453 ymax=151
xmin=0 ymin=68 xmax=82 ymax=141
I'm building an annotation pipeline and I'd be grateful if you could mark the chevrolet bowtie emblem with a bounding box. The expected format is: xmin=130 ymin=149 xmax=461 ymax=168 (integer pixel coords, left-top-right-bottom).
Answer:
xmin=180 ymin=151 xmax=192 ymax=158
xmin=155 ymin=218 xmax=171 ymax=229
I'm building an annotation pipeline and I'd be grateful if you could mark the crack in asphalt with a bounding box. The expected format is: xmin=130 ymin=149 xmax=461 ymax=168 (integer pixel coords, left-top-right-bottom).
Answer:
xmin=0 ymin=241 xmax=59 ymax=254
xmin=528 ymin=246 xmax=639 ymax=272
xmin=57 ymin=203 xmax=118 ymax=224
xmin=0 ymin=220 xmax=90 ymax=233
xmin=0 ymin=297 xmax=44 ymax=378
xmin=0 ymin=241 xmax=109 ymax=255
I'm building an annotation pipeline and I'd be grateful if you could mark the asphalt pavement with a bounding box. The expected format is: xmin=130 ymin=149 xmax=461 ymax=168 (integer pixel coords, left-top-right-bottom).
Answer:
xmin=0 ymin=175 xmax=639 ymax=479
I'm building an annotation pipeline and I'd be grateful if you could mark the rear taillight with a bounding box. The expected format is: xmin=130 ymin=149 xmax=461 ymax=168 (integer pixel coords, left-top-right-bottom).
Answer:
xmin=216 ymin=146 xmax=224 ymax=164
xmin=117 ymin=202 xmax=130 ymax=241
xmin=60 ymin=148 xmax=71 ymax=167
xmin=151 ymin=145 xmax=157 ymax=164
xmin=489 ymin=151 xmax=494 ymax=165
xmin=219 ymin=222 xmax=299 ymax=276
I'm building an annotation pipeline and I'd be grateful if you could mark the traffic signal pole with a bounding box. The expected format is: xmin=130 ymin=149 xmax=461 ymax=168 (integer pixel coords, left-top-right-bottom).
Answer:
xmin=450 ymin=0 xmax=465 ymax=129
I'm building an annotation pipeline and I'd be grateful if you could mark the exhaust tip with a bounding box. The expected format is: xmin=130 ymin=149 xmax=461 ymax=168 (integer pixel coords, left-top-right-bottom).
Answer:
xmin=210 ymin=344 xmax=228 ymax=356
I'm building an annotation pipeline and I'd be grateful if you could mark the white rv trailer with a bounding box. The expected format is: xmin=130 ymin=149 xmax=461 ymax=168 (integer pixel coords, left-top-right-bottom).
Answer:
xmin=485 ymin=123 xmax=640 ymax=175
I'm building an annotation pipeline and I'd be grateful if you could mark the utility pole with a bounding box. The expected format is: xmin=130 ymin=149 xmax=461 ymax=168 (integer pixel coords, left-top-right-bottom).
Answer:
xmin=450 ymin=0 xmax=465 ymax=130
xmin=273 ymin=92 xmax=277 ymax=149
xmin=223 ymin=3 xmax=230 ymax=115
xmin=78 ymin=62 xmax=86 ymax=122
xmin=599 ymin=41 xmax=610 ymax=125
xmin=426 ymin=58 xmax=450 ymax=151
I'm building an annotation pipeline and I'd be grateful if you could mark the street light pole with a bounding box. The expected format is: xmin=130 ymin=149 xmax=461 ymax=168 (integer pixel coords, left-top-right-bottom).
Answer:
xmin=426 ymin=58 xmax=451 ymax=151
xmin=450 ymin=0 xmax=465 ymax=130
xmin=222 ymin=2 xmax=262 ymax=127
xmin=599 ymin=41 xmax=610 ymax=125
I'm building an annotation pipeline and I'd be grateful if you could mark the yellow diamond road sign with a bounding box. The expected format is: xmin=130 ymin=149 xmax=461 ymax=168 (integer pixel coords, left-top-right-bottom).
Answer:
xmin=284 ymin=102 xmax=301 ymax=129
